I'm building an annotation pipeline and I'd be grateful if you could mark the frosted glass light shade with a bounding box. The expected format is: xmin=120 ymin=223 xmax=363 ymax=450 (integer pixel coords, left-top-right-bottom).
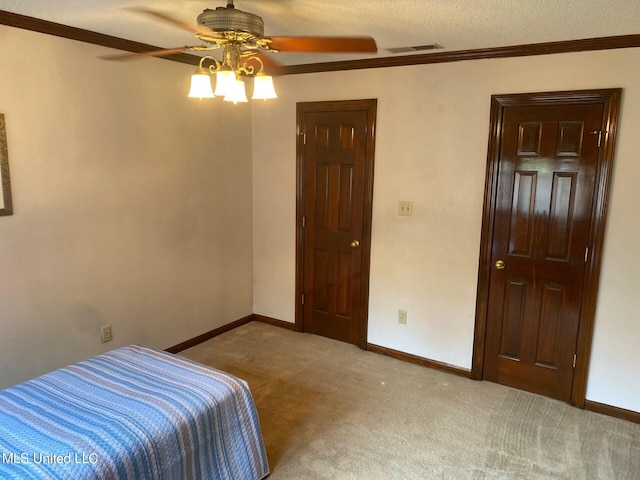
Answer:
xmin=214 ymin=70 xmax=236 ymax=97
xmin=252 ymin=74 xmax=277 ymax=100
xmin=188 ymin=73 xmax=214 ymax=99
xmin=223 ymin=78 xmax=248 ymax=104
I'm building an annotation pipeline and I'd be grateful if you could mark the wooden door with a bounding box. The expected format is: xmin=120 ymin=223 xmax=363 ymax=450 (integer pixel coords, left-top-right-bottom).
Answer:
xmin=473 ymin=90 xmax=621 ymax=405
xmin=296 ymin=100 xmax=377 ymax=347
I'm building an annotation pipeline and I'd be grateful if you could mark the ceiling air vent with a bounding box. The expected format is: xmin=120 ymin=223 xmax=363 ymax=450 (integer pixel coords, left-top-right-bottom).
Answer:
xmin=387 ymin=44 xmax=444 ymax=54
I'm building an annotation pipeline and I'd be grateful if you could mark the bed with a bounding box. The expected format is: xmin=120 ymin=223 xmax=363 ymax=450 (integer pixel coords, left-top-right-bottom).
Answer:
xmin=0 ymin=345 xmax=270 ymax=480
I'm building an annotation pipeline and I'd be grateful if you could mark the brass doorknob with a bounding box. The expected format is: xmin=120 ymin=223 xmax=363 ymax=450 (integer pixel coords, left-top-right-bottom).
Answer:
xmin=495 ymin=260 xmax=505 ymax=270
xmin=350 ymin=240 xmax=360 ymax=248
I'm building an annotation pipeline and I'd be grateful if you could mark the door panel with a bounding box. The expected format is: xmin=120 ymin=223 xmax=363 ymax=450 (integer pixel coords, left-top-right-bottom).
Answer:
xmin=536 ymin=283 xmax=564 ymax=367
xmin=296 ymin=100 xmax=377 ymax=347
xmin=483 ymin=103 xmax=604 ymax=401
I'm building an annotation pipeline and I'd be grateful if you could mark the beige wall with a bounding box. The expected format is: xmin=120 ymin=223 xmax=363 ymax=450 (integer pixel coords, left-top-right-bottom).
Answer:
xmin=0 ymin=26 xmax=253 ymax=388
xmin=1 ymin=23 xmax=637 ymax=414
xmin=252 ymin=48 xmax=640 ymax=413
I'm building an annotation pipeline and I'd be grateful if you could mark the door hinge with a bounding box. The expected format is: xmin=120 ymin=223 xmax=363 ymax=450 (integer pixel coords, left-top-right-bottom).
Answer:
xmin=573 ymin=354 xmax=577 ymax=368
xmin=589 ymin=130 xmax=603 ymax=147
xmin=302 ymin=132 xmax=307 ymax=145
xmin=302 ymin=216 xmax=306 ymax=228
xmin=301 ymin=294 xmax=305 ymax=305
xmin=584 ymin=246 xmax=589 ymax=263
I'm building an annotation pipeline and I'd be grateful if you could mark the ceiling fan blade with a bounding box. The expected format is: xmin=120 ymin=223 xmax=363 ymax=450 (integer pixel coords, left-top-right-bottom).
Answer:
xmin=100 ymin=46 xmax=202 ymax=61
xmin=126 ymin=7 xmax=216 ymax=38
xmin=266 ymin=36 xmax=377 ymax=53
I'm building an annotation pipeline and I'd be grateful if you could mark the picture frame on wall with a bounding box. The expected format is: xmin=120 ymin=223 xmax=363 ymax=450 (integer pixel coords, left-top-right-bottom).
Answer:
xmin=0 ymin=114 xmax=13 ymax=216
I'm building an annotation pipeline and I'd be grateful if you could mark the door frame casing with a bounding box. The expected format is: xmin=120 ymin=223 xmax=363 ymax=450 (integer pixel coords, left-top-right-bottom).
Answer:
xmin=295 ymin=99 xmax=377 ymax=349
xmin=471 ymin=89 xmax=622 ymax=407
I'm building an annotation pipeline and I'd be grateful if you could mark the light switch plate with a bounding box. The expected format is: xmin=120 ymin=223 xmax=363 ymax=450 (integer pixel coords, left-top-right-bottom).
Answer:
xmin=399 ymin=201 xmax=413 ymax=216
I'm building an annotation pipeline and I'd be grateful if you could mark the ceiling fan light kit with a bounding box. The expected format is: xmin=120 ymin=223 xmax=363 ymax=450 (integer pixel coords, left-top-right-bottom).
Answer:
xmin=187 ymin=51 xmax=277 ymax=102
xmin=110 ymin=0 xmax=377 ymax=104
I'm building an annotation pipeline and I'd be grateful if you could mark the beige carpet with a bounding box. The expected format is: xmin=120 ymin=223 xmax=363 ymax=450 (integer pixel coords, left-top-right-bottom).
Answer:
xmin=180 ymin=322 xmax=639 ymax=479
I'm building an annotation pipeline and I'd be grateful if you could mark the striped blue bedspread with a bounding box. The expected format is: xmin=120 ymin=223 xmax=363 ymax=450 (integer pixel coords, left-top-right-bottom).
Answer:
xmin=0 ymin=345 xmax=269 ymax=479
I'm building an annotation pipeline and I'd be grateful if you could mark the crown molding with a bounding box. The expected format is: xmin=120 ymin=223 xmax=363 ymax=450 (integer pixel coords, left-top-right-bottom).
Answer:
xmin=0 ymin=10 xmax=199 ymax=66
xmin=281 ymin=34 xmax=640 ymax=75
xmin=2 ymin=10 xmax=639 ymax=74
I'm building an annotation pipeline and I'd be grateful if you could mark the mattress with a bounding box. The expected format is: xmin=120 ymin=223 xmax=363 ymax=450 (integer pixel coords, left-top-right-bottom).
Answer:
xmin=0 ymin=345 xmax=269 ymax=480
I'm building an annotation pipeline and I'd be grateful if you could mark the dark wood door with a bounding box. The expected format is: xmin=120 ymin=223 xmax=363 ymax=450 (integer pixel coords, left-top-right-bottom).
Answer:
xmin=483 ymin=103 xmax=605 ymax=401
xmin=296 ymin=100 xmax=376 ymax=347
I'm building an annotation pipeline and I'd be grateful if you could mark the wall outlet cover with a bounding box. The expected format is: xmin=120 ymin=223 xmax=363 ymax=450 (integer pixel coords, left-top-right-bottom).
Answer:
xmin=399 ymin=201 xmax=413 ymax=216
xmin=101 ymin=324 xmax=113 ymax=343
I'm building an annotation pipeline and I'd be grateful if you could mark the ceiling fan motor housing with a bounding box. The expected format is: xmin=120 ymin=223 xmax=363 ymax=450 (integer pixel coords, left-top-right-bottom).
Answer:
xmin=197 ymin=7 xmax=265 ymax=39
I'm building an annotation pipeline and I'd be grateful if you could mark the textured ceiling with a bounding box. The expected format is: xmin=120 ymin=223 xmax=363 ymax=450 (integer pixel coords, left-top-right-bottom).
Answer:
xmin=0 ymin=0 xmax=639 ymax=66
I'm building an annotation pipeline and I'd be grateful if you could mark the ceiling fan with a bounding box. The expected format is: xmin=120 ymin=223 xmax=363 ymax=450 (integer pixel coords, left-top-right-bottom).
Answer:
xmin=104 ymin=0 xmax=377 ymax=74
xmin=103 ymin=1 xmax=377 ymax=101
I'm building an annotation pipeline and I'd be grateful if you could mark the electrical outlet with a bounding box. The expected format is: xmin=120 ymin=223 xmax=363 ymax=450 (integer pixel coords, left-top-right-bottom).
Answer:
xmin=399 ymin=201 xmax=413 ymax=216
xmin=101 ymin=324 xmax=113 ymax=343
xmin=398 ymin=309 xmax=407 ymax=325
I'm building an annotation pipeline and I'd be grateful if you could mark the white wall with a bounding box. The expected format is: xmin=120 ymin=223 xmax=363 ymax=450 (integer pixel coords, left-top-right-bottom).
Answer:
xmin=0 ymin=26 xmax=253 ymax=388
xmin=252 ymin=48 xmax=640 ymax=413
